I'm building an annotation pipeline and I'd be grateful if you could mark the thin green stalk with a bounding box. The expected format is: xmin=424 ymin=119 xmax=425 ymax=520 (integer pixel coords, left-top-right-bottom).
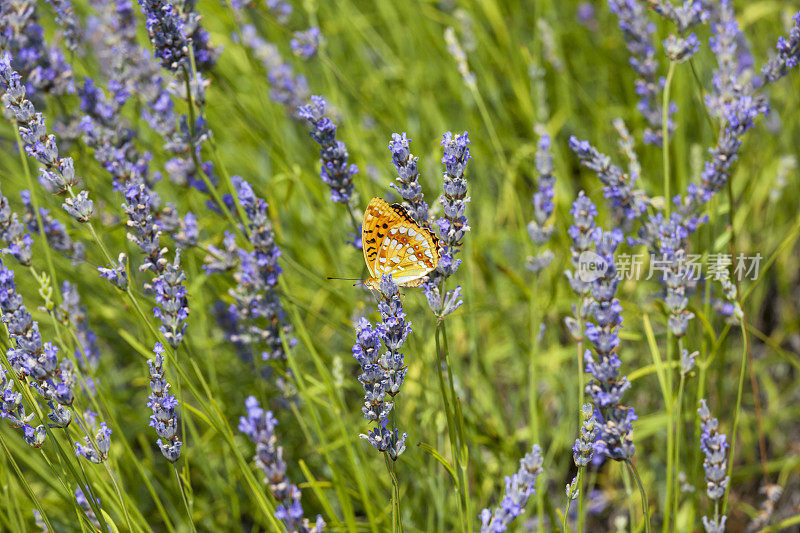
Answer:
xmin=721 ymin=320 xmax=748 ymax=515
xmin=102 ymin=462 xmax=134 ymax=533
xmin=0 ymin=434 xmax=56 ymax=533
xmin=529 ymin=276 xmax=544 ymax=533
xmin=577 ymin=468 xmax=586 ymax=533
xmin=174 ymin=464 xmax=197 ymax=533
xmin=664 ymin=331 xmax=675 ymax=533
xmin=467 ymin=84 xmax=506 ymax=168
xmin=625 ymin=459 xmax=651 ymax=533
xmin=562 ymin=469 xmax=582 ymax=533
xmin=672 ymin=370 xmax=686 ymax=533
xmin=434 ymin=320 xmax=465 ymax=531
xmin=384 ymin=454 xmax=401 ymax=533
xmin=440 ymin=320 xmax=471 ymax=533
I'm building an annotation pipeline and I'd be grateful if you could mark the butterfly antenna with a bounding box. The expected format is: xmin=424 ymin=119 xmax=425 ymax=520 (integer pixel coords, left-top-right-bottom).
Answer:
xmin=325 ymin=276 xmax=361 ymax=281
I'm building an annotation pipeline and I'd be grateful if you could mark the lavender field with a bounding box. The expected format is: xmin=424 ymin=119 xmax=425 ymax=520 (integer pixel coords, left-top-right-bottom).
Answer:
xmin=0 ymin=0 xmax=799 ymax=531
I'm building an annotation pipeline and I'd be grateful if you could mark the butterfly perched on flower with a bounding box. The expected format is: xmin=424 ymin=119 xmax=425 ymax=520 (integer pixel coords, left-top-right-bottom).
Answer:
xmin=362 ymin=198 xmax=439 ymax=290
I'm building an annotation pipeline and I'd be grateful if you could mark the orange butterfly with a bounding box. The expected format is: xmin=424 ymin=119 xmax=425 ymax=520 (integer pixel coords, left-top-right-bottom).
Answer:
xmin=361 ymin=198 xmax=439 ymax=290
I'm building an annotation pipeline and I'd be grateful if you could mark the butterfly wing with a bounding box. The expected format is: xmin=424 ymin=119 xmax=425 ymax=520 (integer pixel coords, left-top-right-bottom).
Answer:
xmin=364 ymin=199 xmax=439 ymax=286
xmin=362 ymin=197 xmax=389 ymax=281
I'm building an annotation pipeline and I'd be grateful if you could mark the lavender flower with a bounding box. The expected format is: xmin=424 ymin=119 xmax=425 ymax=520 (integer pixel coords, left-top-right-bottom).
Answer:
xmin=32 ymin=509 xmax=46 ymax=532
xmin=74 ymin=488 xmax=101 ymax=529
xmin=1 ymin=369 xmax=47 ymax=447
xmin=651 ymin=213 xmax=695 ymax=336
xmin=444 ymin=27 xmax=476 ymax=87
xmin=290 ymin=27 xmax=321 ymax=59
xmin=0 ymin=185 xmax=32 ymax=265
xmin=152 ymin=250 xmax=189 ymax=348
xmin=680 ymin=349 xmax=698 ymax=374
xmin=423 ymin=284 xmax=463 ymax=318
xmin=239 ymin=397 xmax=325 ymax=532
xmin=354 ymin=276 xmax=409 ymax=460
xmin=98 ymin=253 xmax=129 ymax=291
xmin=664 ymin=33 xmax=700 ymax=62
xmin=147 ymin=343 xmax=182 ymax=462
xmin=60 ymin=281 xmax=99 ymax=384
xmin=761 ymin=12 xmax=800 ymax=84
xmin=565 ymin=404 xmax=598 ymax=503
xmin=577 ymin=3 xmax=597 ymax=29
xmin=46 ymin=0 xmax=81 ymax=52
xmin=264 ymin=0 xmax=292 ymax=23
xmin=0 ymin=1 xmax=74 ymax=99
xmin=572 ymin=403 xmax=598 ymax=467
xmin=180 ymin=4 xmax=221 ymax=72
xmin=698 ymin=399 xmax=729 ymax=533
xmin=568 ymin=136 xmax=648 ymax=223
xmin=74 ymin=421 xmax=112 ymax=463
xmin=79 ymin=77 xmax=157 ymax=192
xmin=136 ymin=0 xmax=188 ymax=72
xmin=171 ymin=211 xmax=199 ymax=248
xmin=746 ymin=484 xmax=783 ymax=532
xmin=212 ymin=177 xmax=294 ymax=361
xmin=526 ymin=131 xmax=556 ymax=273
xmin=479 ymin=444 xmax=544 ymax=532
xmin=135 ymin=0 xmax=219 ymax=198
xmin=241 ymin=25 xmax=309 ymax=113
xmin=583 ymin=226 xmax=637 ymax=461
xmin=389 ymin=132 xmax=429 ymax=225
xmin=20 ymin=191 xmax=85 ymax=263
xmin=435 ymin=131 xmax=471 ymax=279
xmin=1 ymin=52 xmax=90 ymax=210
xmin=0 ymin=259 xmax=73 ymax=426
xmin=528 ymin=133 xmax=555 ymax=245
xmin=681 ymin=2 xmax=770 ymax=211
xmin=124 ymin=183 xmax=166 ymax=273
xmin=705 ymin=0 xmax=761 ymax=118
xmin=608 ymin=0 xmax=674 ymax=145
xmin=298 ymin=95 xmax=359 ymax=204
xmin=564 ymin=192 xmax=598 ymax=338
xmin=647 ymin=1 xmax=708 ymax=32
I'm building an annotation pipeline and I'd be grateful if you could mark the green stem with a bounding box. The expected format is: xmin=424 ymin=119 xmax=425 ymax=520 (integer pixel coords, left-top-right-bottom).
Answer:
xmin=625 ymin=459 xmax=651 ymax=533
xmin=561 ymin=469 xmax=582 ymax=533
xmin=672 ymin=368 xmax=686 ymax=532
xmin=529 ymin=277 xmax=544 ymax=533
xmin=440 ymin=320 xmax=471 ymax=533
xmin=467 ymin=85 xmax=506 ymax=168
xmin=384 ymin=454 xmax=402 ymax=533
xmin=102 ymin=462 xmax=134 ymax=532
xmin=434 ymin=320 xmax=464 ymax=531
xmin=721 ymin=320 xmax=748 ymax=515
xmin=664 ymin=331 xmax=675 ymax=533
xmin=577 ymin=466 xmax=585 ymax=533
xmin=174 ymin=464 xmax=197 ymax=533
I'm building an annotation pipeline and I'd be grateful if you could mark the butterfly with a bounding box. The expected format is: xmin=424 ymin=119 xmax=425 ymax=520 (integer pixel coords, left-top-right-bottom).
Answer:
xmin=362 ymin=197 xmax=439 ymax=290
